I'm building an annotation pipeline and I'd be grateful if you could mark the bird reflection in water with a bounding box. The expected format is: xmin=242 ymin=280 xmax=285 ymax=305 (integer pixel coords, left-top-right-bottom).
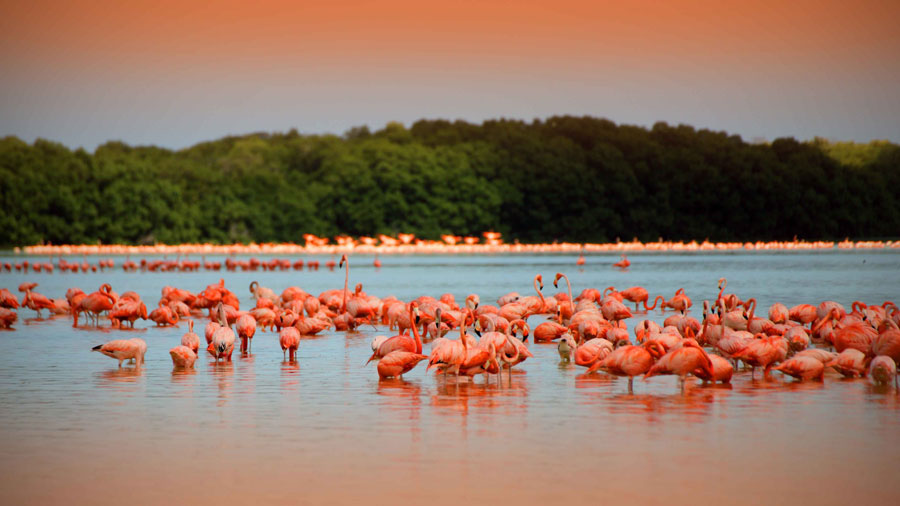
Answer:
xmin=431 ymin=373 xmax=529 ymax=414
xmin=95 ymin=366 xmax=144 ymax=393
xmin=376 ymin=379 xmax=423 ymax=440
xmin=280 ymin=359 xmax=301 ymax=390
xmin=209 ymin=360 xmax=234 ymax=404
xmin=170 ymin=367 xmax=198 ymax=396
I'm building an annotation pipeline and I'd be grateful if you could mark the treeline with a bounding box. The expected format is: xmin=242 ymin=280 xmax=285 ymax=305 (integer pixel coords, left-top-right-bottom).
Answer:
xmin=1 ymin=116 xmax=899 ymax=247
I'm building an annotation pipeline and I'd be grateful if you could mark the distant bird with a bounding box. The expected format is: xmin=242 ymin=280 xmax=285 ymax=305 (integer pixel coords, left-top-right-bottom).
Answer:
xmin=613 ymin=254 xmax=630 ymax=269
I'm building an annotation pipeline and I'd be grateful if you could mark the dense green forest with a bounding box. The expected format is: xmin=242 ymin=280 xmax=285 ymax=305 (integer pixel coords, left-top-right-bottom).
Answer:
xmin=1 ymin=116 xmax=898 ymax=247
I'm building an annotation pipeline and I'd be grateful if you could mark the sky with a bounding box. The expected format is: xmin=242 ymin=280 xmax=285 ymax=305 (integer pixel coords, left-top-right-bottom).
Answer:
xmin=2 ymin=0 xmax=899 ymax=151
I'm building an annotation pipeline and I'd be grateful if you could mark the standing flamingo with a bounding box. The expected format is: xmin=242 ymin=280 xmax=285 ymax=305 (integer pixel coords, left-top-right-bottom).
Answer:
xmin=236 ymin=314 xmax=257 ymax=353
xmin=19 ymin=283 xmax=55 ymax=318
xmin=181 ymin=320 xmax=200 ymax=354
xmin=553 ymin=272 xmax=575 ymax=321
xmin=367 ymin=302 xmax=423 ymax=363
xmin=613 ymin=254 xmax=630 ymax=269
xmin=207 ymin=303 xmax=236 ymax=362
xmin=74 ymin=284 xmax=116 ymax=327
xmin=592 ymin=344 xmax=653 ymax=393
xmin=772 ymin=356 xmax=825 ymax=381
xmin=92 ymin=339 xmax=146 ymax=368
xmin=377 ymin=350 xmax=428 ymax=379
xmin=643 ymin=340 xmax=714 ymax=392
xmin=279 ymin=327 xmax=301 ymax=361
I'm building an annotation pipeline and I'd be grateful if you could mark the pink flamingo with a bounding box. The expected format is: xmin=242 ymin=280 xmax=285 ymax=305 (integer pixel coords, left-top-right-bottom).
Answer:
xmin=169 ymin=346 xmax=197 ymax=368
xmin=207 ymin=303 xmax=236 ymax=362
xmin=367 ymin=302 xmax=423 ymax=363
xmin=643 ymin=340 xmax=714 ymax=392
xmin=93 ymin=339 xmax=146 ymax=367
xmin=279 ymin=327 xmax=301 ymax=361
xmin=236 ymin=314 xmax=257 ymax=352
xmin=181 ymin=320 xmax=200 ymax=354
xmin=592 ymin=344 xmax=653 ymax=393
xmin=553 ymin=272 xmax=575 ymax=321
xmin=773 ymin=356 xmax=825 ymax=381
xmin=613 ymin=254 xmax=630 ymax=269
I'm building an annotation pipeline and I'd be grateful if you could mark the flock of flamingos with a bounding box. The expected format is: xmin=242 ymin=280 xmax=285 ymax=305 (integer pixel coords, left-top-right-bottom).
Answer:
xmin=2 ymin=253 xmax=899 ymax=393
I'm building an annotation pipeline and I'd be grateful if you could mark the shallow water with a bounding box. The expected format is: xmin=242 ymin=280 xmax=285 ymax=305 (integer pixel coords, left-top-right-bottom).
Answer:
xmin=1 ymin=251 xmax=899 ymax=505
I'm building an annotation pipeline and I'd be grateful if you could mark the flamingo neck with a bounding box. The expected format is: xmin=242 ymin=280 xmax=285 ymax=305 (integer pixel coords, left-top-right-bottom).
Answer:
xmin=409 ymin=305 xmax=422 ymax=354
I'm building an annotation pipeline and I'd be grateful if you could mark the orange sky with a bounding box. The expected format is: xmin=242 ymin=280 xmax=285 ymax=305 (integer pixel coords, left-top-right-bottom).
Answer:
xmin=2 ymin=0 xmax=899 ymax=148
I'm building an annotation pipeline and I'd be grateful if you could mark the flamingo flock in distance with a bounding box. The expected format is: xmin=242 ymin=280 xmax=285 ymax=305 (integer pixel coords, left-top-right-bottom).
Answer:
xmin=2 ymin=256 xmax=899 ymax=394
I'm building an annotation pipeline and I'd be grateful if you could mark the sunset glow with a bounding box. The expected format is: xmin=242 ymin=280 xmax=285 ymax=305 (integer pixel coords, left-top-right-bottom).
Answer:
xmin=2 ymin=0 xmax=899 ymax=148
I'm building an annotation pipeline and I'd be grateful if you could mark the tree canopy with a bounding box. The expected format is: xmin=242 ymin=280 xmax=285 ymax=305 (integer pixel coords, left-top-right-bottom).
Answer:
xmin=1 ymin=116 xmax=898 ymax=247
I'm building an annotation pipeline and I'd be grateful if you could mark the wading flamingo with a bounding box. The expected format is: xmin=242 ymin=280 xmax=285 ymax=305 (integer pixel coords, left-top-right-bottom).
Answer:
xmin=93 ymin=339 xmax=146 ymax=368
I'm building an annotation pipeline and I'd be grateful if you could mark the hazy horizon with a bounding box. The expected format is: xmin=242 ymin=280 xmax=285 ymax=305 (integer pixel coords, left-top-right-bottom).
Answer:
xmin=3 ymin=0 xmax=899 ymax=151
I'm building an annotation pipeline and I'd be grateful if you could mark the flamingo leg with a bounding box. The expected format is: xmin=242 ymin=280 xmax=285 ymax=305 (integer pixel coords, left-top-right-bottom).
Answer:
xmin=627 ymin=377 xmax=634 ymax=394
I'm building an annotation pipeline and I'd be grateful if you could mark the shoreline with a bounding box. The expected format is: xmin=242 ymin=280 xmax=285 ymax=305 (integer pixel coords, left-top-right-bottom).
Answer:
xmin=13 ymin=238 xmax=900 ymax=256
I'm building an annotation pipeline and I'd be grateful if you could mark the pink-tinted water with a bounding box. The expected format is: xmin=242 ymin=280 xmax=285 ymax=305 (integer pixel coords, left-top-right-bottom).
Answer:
xmin=1 ymin=252 xmax=898 ymax=504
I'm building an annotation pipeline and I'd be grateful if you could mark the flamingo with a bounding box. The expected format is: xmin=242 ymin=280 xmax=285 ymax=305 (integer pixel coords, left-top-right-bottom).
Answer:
xmin=868 ymin=355 xmax=897 ymax=387
xmin=732 ymin=333 xmax=788 ymax=379
xmin=592 ymin=344 xmax=653 ymax=393
xmin=0 ymin=288 xmax=19 ymax=309
xmin=518 ymin=274 xmax=551 ymax=315
xmin=236 ymin=314 xmax=257 ymax=352
xmin=92 ymin=339 xmax=146 ymax=367
xmin=663 ymin=289 xmax=692 ymax=314
xmin=827 ymin=349 xmax=868 ymax=378
xmin=427 ymin=310 xmax=472 ymax=378
xmin=768 ymin=302 xmax=789 ymax=324
xmin=773 ymin=356 xmax=825 ymax=381
xmin=367 ymin=302 xmax=423 ymax=363
xmin=181 ymin=320 xmax=201 ymax=354
xmin=207 ymin=303 xmax=236 ymax=362
xmin=692 ymin=354 xmax=734 ymax=384
xmin=109 ymin=299 xmax=148 ymax=328
xmin=0 ymin=307 xmax=17 ymax=329
xmin=169 ymin=346 xmax=198 ymax=368
xmin=557 ymin=333 xmax=578 ymax=361
xmin=19 ymin=283 xmax=55 ymax=318
xmin=73 ymin=284 xmax=116 ymax=327
xmin=600 ymin=296 xmax=632 ymax=325
xmin=715 ymin=278 xmax=743 ymax=312
xmin=149 ymin=301 xmax=179 ymax=326
xmin=574 ymin=336 xmax=614 ymax=369
xmin=279 ymin=327 xmax=301 ymax=361
xmin=534 ymin=309 xmax=568 ymax=342
xmin=553 ymin=272 xmax=575 ymax=321
xmin=619 ymin=286 xmax=655 ymax=312
xmin=377 ymin=351 xmax=428 ymax=379
xmin=643 ymin=339 xmax=714 ymax=392
xmin=613 ymin=254 xmax=630 ymax=269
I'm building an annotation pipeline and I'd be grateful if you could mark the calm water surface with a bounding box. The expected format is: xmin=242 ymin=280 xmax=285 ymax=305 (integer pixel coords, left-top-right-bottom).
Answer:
xmin=1 ymin=251 xmax=899 ymax=505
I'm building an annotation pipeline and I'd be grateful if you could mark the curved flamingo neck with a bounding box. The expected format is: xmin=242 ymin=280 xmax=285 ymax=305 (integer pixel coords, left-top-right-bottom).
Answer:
xmin=745 ymin=298 xmax=757 ymax=323
xmin=647 ymin=295 xmax=664 ymax=310
xmin=562 ymin=274 xmax=573 ymax=303
xmin=409 ymin=304 xmax=422 ymax=353
xmin=534 ymin=276 xmax=545 ymax=307
xmin=459 ymin=308 xmax=468 ymax=350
